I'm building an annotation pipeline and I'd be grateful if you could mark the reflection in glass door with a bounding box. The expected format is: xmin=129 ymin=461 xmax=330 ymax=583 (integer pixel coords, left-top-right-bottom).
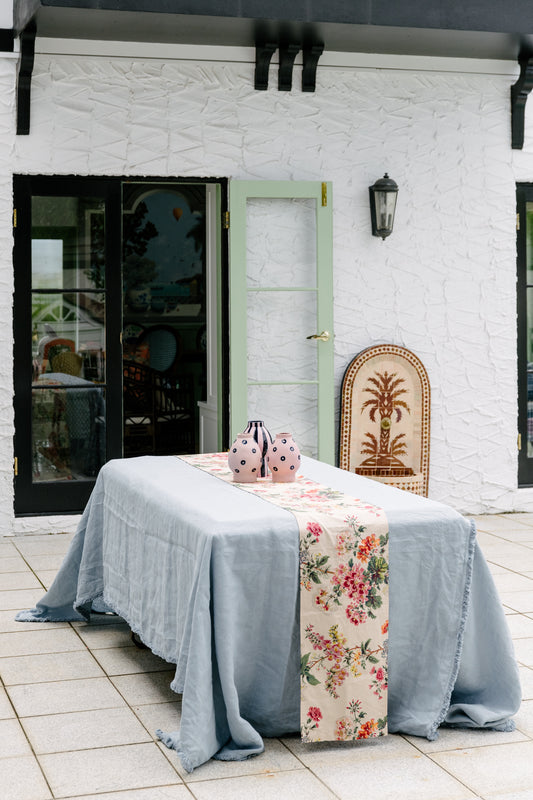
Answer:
xmin=30 ymin=196 xmax=107 ymax=484
xmin=121 ymin=183 xmax=207 ymax=457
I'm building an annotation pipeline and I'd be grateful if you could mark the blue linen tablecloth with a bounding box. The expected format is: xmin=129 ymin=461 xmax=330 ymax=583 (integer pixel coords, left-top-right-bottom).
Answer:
xmin=16 ymin=455 xmax=521 ymax=772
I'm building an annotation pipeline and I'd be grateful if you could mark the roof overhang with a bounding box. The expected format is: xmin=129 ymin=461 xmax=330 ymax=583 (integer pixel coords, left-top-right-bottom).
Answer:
xmin=23 ymin=1 xmax=533 ymax=61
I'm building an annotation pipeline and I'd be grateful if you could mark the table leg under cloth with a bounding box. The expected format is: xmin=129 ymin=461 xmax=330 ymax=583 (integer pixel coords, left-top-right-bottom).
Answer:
xmin=15 ymin=455 xmax=521 ymax=773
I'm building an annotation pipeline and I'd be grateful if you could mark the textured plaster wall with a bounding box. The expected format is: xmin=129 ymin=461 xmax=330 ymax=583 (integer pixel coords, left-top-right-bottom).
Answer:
xmin=1 ymin=50 xmax=533 ymax=532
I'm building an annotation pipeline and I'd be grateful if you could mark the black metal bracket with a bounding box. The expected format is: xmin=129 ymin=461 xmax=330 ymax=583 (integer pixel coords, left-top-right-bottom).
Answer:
xmin=254 ymin=42 xmax=277 ymax=90
xmin=255 ymin=39 xmax=323 ymax=92
xmin=302 ymin=43 xmax=324 ymax=92
xmin=511 ymin=53 xmax=533 ymax=149
xmin=16 ymin=18 xmax=36 ymax=136
xmin=278 ymin=43 xmax=300 ymax=91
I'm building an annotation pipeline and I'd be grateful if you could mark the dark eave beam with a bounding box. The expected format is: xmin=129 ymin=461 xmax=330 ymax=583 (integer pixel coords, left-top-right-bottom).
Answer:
xmin=511 ymin=52 xmax=533 ymax=149
xmin=16 ymin=17 xmax=36 ymax=135
xmin=254 ymin=42 xmax=276 ymax=90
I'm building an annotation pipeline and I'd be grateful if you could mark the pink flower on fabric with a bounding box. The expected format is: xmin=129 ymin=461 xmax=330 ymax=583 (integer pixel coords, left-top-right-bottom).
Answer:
xmin=342 ymin=565 xmax=367 ymax=601
xmin=308 ymin=706 xmax=322 ymax=722
xmin=306 ymin=522 xmax=322 ymax=541
xmin=346 ymin=602 xmax=368 ymax=626
xmin=376 ymin=667 xmax=384 ymax=682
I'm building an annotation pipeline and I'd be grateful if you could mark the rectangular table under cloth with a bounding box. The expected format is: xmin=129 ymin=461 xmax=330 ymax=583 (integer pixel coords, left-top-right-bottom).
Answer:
xmin=15 ymin=455 xmax=521 ymax=773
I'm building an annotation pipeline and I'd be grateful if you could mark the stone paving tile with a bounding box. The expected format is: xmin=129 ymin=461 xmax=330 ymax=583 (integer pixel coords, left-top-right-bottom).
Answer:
xmin=0 ymin=685 xmax=15 ymax=718
xmin=7 ymin=675 xmax=127 ymax=717
xmin=38 ymin=742 xmax=182 ymax=797
xmin=189 ymin=770 xmax=338 ymax=800
xmin=0 ymin=541 xmax=18 ymax=557
xmin=0 ymin=555 xmax=31 ymax=573
xmin=13 ymin=536 xmax=73 ymax=556
xmin=0 ymin=717 xmax=33 ymax=757
xmin=0 ymin=650 xmax=105 ymax=685
xmin=513 ymin=637 xmax=533 ymax=667
xmin=0 ymin=627 xmax=86 ymax=657
xmin=518 ymin=665 xmax=533 ymax=700
xmin=60 ymin=789 xmax=191 ymax=800
xmin=0 ymin=571 xmax=42 ymax=591
xmin=431 ymin=741 xmax=533 ymax=797
xmin=505 ymin=614 xmax=533 ymax=639
xmin=1 ymin=754 xmax=52 ymax=800
xmin=21 ymin=706 xmax=152 ymax=754
xmin=310 ymin=753 xmax=477 ymax=800
xmin=0 ymin=588 xmax=46 ymax=610
xmin=499 ymin=591 xmax=533 ymax=614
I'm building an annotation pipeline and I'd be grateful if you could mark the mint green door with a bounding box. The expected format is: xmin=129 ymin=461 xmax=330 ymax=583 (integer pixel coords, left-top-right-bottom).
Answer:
xmin=229 ymin=181 xmax=334 ymax=463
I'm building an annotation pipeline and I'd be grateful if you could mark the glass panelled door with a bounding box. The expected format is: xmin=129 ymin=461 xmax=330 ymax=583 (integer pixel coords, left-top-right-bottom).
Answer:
xmin=14 ymin=177 xmax=122 ymax=514
xmin=517 ymin=184 xmax=533 ymax=485
xmin=229 ymin=181 xmax=334 ymax=463
xmin=14 ymin=175 xmax=226 ymax=515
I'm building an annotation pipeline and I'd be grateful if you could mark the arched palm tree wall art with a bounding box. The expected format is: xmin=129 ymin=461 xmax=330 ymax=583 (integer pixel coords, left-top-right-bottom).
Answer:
xmin=339 ymin=345 xmax=431 ymax=496
xmin=359 ymin=370 xmax=411 ymax=472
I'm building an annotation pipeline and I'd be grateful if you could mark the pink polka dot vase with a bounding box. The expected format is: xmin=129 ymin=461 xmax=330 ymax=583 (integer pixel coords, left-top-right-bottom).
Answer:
xmin=267 ymin=433 xmax=301 ymax=482
xmin=228 ymin=433 xmax=262 ymax=482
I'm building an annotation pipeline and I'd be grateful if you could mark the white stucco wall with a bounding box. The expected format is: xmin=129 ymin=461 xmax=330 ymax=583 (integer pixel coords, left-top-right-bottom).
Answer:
xmin=2 ymin=42 xmax=533 ymax=532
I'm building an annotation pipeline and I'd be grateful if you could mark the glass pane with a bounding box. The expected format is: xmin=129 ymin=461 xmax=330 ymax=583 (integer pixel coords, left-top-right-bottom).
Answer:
xmin=32 ymin=384 xmax=105 ymax=482
xmin=32 ymin=292 xmax=105 ymax=383
xmin=247 ymin=290 xmax=317 ymax=382
xmin=31 ymin=197 xmax=106 ymax=290
xmin=528 ymin=202 xmax=533 ymax=286
xmin=122 ymin=184 xmax=206 ymax=457
xmin=247 ymin=383 xmax=318 ymax=458
xmin=246 ymin=198 xmax=317 ymax=288
xmin=527 ymin=287 xmax=533 ymax=458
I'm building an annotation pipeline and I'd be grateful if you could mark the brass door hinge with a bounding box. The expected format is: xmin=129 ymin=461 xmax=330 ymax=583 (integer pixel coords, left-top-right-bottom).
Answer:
xmin=13 ymin=457 xmax=18 ymax=476
xmin=222 ymin=211 xmax=230 ymax=229
xmin=517 ymin=212 xmax=521 ymax=231
xmin=518 ymin=433 xmax=522 ymax=451
xmin=321 ymin=182 xmax=327 ymax=207
xmin=13 ymin=208 xmax=17 ymax=228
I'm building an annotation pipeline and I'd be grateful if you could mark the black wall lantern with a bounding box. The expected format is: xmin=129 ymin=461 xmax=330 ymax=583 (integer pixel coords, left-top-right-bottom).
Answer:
xmin=369 ymin=174 xmax=399 ymax=239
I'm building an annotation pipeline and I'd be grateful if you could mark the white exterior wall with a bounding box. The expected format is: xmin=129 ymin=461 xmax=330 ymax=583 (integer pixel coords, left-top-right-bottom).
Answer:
xmin=1 ymin=43 xmax=533 ymax=533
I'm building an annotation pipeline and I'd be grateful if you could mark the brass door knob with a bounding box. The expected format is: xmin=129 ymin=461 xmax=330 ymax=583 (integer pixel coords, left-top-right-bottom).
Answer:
xmin=306 ymin=331 xmax=331 ymax=342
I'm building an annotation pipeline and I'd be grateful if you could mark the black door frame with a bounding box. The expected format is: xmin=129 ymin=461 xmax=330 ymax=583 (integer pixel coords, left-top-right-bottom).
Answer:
xmin=13 ymin=174 xmax=228 ymax=515
xmin=517 ymin=182 xmax=533 ymax=486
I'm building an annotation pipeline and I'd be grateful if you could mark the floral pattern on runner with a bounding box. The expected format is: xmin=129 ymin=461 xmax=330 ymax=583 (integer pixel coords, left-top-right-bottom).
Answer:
xmin=178 ymin=452 xmax=389 ymax=743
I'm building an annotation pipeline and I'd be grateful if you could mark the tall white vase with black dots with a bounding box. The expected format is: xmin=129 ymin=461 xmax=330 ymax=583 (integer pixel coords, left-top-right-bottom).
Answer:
xmin=227 ymin=433 xmax=262 ymax=482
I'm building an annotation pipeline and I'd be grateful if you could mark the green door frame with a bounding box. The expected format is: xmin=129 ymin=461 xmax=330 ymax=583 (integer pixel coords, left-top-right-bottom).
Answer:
xmin=229 ymin=180 xmax=334 ymax=464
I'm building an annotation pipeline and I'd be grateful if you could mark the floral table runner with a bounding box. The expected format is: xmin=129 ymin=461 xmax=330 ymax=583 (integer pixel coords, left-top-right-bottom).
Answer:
xmin=178 ymin=453 xmax=389 ymax=743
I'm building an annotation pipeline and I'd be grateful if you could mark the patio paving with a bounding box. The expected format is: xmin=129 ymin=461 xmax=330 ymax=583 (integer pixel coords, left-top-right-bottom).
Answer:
xmin=0 ymin=513 xmax=532 ymax=800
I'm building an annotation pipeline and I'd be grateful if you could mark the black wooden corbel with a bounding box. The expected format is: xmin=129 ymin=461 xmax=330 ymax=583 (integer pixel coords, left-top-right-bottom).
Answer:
xmin=255 ymin=42 xmax=277 ymax=90
xmin=511 ymin=53 xmax=533 ymax=149
xmin=16 ymin=18 xmax=36 ymax=135
xmin=302 ymin=43 xmax=324 ymax=92
xmin=278 ymin=44 xmax=300 ymax=91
